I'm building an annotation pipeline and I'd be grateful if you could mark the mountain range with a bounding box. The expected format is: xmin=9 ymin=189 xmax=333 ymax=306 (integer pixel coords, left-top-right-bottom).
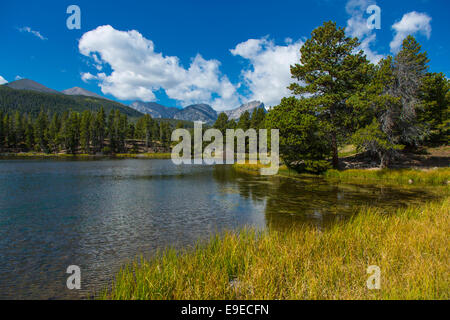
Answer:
xmin=1 ymin=79 xmax=266 ymax=123
xmin=130 ymin=100 xmax=265 ymax=123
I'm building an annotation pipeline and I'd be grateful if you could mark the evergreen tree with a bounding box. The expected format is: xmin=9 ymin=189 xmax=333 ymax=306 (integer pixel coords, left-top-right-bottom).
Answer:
xmin=127 ymin=122 xmax=135 ymax=140
xmin=24 ymin=116 xmax=34 ymax=150
xmin=96 ymin=107 xmax=106 ymax=152
xmin=288 ymin=21 xmax=370 ymax=168
xmin=80 ymin=111 xmax=92 ymax=154
xmin=265 ymin=97 xmax=331 ymax=173
xmin=392 ymin=35 xmax=430 ymax=145
xmin=13 ymin=111 xmax=24 ymax=148
xmin=350 ymin=37 xmax=431 ymax=167
xmin=47 ymin=113 xmax=61 ymax=153
xmin=418 ymin=72 xmax=449 ymax=144
xmin=213 ymin=112 xmax=230 ymax=135
xmin=34 ymin=110 xmax=49 ymax=152
xmin=237 ymin=111 xmax=251 ymax=131
xmin=0 ymin=111 xmax=4 ymax=148
xmin=143 ymin=114 xmax=153 ymax=148
xmin=250 ymin=107 xmax=266 ymax=129
xmin=117 ymin=112 xmax=128 ymax=152
xmin=107 ymin=110 xmax=116 ymax=152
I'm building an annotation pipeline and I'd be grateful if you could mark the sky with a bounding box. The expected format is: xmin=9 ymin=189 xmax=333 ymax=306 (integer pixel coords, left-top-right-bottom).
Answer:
xmin=0 ymin=0 xmax=449 ymax=111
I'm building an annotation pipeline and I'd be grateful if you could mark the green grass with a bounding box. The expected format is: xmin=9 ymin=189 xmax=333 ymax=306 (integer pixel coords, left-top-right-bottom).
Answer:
xmin=338 ymin=144 xmax=357 ymax=158
xmin=100 ymin=197 xmax=449 ymax=300
xmin=324 ymin=168 xmax=450 ymax=186
xmin=233 ymin=162 xmax=450 ymax=186
xmin=114 ymin=153 xmax=172 ymax=159
xmin=0 ymin=152 xmax=95 ymax=159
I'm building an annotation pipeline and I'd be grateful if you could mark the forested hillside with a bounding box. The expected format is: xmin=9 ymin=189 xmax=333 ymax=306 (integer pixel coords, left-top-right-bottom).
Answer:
xmin=0 ymin=86 xmax=143 ymax=118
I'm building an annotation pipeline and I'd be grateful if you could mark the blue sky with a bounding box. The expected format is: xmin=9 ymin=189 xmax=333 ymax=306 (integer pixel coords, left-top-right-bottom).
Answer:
xmin=0 ymin=0 xmax=448 ymax=110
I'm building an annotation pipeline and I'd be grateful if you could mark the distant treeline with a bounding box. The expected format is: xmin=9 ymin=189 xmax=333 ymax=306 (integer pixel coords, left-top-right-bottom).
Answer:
xmin=0 ymin=107 xmax=179 ymax=154
xmin=0 ymin=101 xmax=268 ymax=155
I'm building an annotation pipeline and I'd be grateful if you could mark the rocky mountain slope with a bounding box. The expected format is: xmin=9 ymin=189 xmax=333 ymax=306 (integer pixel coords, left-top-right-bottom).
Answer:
xmin=173 ymin=104 xmax=217 ymax=123
xmin=5 ymin=79 xmax=60 ymax=94
xmin=224 ymin=101 xmax=265 ymax=120
xmin=130 ymin=101 xmax=180 ymax=119
xmin=61 ymin=87 xmax=105 ymax=99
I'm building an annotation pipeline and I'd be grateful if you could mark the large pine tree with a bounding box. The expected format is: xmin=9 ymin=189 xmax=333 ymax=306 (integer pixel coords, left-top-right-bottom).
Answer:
xmin=289 ymin=21 xmax=370 ymax=168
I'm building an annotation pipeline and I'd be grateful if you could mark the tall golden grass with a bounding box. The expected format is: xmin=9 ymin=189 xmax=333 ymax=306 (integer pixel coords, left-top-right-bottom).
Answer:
xmin=101 ymin=197 xmax=449 ymax=300
xmin=324 ymin=168 xmax=450 ymax=185
xmin=233 ymin=162 xmax=450 ymax=186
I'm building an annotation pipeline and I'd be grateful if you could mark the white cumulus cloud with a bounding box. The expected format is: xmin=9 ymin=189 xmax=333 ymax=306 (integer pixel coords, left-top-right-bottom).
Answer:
xmin=18 ymin=27 xmax=47 ymax=40
xmin=230 ymin=37 xmax=303 ymax=107
xmin=78 ymin=25 xmax=240 ymax=111
xmin=345 ymin=0 xmax=384 ymax=64
xmin=390 ymin=11 xmax=432 ymax=53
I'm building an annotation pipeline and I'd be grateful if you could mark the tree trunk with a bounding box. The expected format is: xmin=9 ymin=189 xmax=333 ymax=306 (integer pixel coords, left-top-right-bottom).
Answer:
xmin=379 ymin=152 xmax=389 ymax=169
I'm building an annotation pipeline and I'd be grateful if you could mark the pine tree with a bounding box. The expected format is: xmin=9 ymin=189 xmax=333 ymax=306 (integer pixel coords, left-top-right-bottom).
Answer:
xmin=418 ymin=72 xmax=449 ymax=144
xmin=24 ymin=116 xmax=34 ymax=150
xmin=80 ymin=111 xmax=92 ymax=154
xmin=48 ymin=113 xmax=61 ymax=153
xmin=117 ymin=113 xmax=128 ymax=153
xmin=3 ymin=114 xmax=10 ymax=147
xmin=143 ymin=114 xmax=153 ymax=148
xmin=213 ymin=112 xmax=229 ymax=135
xmin=34 ymin=110 xmax=49 ymax=152
xmin=0 ymin=111 xmax=4 ymax=149
xmin=96 ymin=107 xmax=106 ymax=151
xmin=265 ymin=97 xmax=331 ymax=173
xmin=237 ymin=111 xmax=251 ymax=131
xmin=288 ymin=21 xmax=370 ymax=168
xmin=349 ymin=36 xmax=430 ymax=167
xmin=392 ymin=35 xmax=430 ymax=145
xmin=13 ymin=111 xmax=24 ymax=148
xmin=64 ymin=111 xmax=80 ymax=154
xmin=250 ymin=107 xmax=266 ymax=129
xmin=106 ymin=110 xmax=116 ymax=152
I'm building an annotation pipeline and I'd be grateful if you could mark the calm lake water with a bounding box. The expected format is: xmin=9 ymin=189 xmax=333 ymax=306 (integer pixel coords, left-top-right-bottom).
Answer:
xmin=0 ymin=159 xmax=442 ymax=299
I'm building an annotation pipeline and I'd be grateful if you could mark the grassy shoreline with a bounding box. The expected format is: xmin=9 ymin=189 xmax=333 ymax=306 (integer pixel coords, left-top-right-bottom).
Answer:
xmin=324 ymin=168 xmax=450 ymax=185
xmin=233 ymin=163 xmax=450 ymax=186
xmin=101 ymin=197 xmax=449 ymax=300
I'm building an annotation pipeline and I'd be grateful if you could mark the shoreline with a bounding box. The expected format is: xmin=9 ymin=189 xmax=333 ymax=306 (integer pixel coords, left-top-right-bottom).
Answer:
xmin=0 ymin=152 xmax=173 ymax=160
xmin=233 ymin=163 xmax=450 ymax=186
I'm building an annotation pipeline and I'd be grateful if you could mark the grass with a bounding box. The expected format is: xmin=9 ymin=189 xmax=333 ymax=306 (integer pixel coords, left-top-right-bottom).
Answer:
xmin=114 ymin=153 xmax=172 ymax=159
xmin=338 ymin=144 xmax=357 ymax=158
xmin=0 ymin=152 xmax=95 ymax=159
xmin=100 ymin=197 xmax=449 ymax=300
xmin=324 ymin=168 xmax=450 ymax=186
xmin=233 ymin=162 xmax=450 ymax=186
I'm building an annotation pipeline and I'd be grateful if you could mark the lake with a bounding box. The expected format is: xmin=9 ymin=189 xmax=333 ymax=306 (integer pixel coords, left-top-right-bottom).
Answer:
xmin=0 ymin=159 xmax=442 ymax=299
